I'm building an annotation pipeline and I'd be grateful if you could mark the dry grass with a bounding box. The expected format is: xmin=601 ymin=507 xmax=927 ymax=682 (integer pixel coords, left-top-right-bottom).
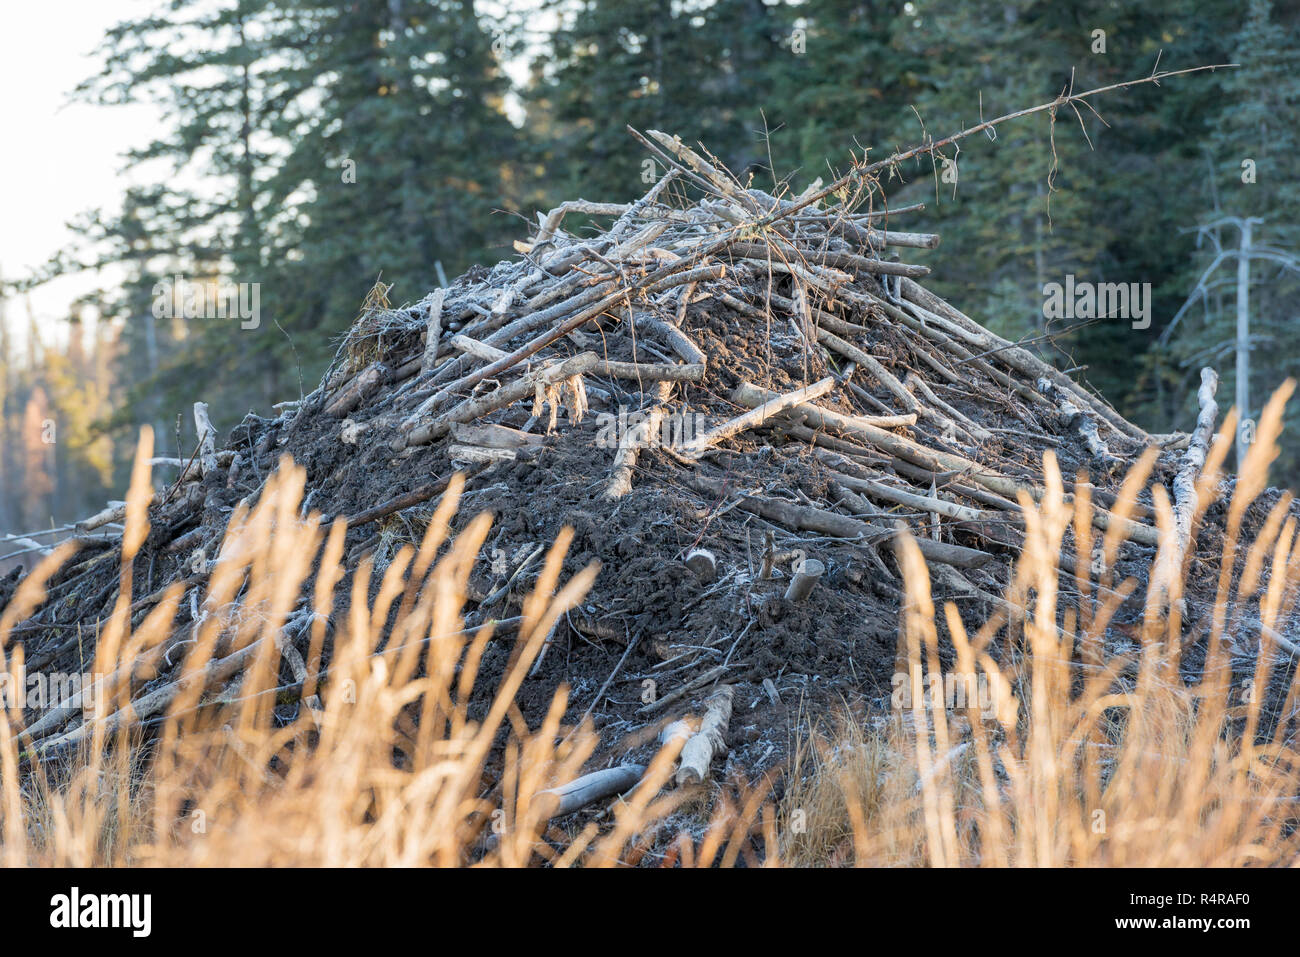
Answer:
xmin=784 ymin=382 xmax=1300 ymax=866
xmin=2 ymin=386 xmax=1299 ymax=866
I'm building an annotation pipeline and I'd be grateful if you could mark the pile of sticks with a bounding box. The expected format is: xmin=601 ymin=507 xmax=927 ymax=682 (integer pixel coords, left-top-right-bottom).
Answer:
xmin=330 ymin=129 xmax=1166 ymax=539
xmin=9 ymin=125 xmax=1209 ymax=777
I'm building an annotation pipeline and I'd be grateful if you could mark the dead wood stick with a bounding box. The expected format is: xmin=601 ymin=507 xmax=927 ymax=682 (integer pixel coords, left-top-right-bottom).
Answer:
xmin=569 ymin=631 xmax=642 ymax=736
xmin=899 ymin=278 xmax=1148 ymax=444
xmin=76 ymin=501 xmax=129 ymax=533
xmin=748 ymin=67 xmax=1230 ymax=239
xmin=643 ymin=263 xmax=727 ymax=296
xmin=784 ymin=422 xmax=892 ymax=462
xmin=747 ymin=190 xmax=926 ymax=226
xmin=478 ymin=280 xmax=615 ymax=349
xmin=20 ymin=609 xmax=205 ymax=742
xmin=193 ymin=401 xmax=218 ymax=477
xmin=607 ymin=168 xmax=684 ymax=240
xmin=675 ymin=685 xmax=734 ymax=786
xmin=850 ymin=202 xmax=927 ymax=221
xmin=759 ymin=530 xmax=776 ymax=580
xmin=731 ymin=249 xmax=852 ymax=293
xmin=716 ymin=289 xmax=766 ymax=320
xmin=905 ymin=372 xmax=993 ymax=442
xmin=449 ymin=445 xmax=518 ymax=465
xmin=449 ymin=334 xmax=507 ymax=363
xmin=638 ymin=663 xmax=732 ymax=714
xmin=325 ymin=363 xmax=389 ymax=418
xmin=689 ymin=473 xmax=992 ymax=569
xmin=421 ymin=288 xmax=446 ymax=373
xmin=1036 ymin=376 xmax=1122 ymax=476
xmin=681 ymin=377 xmax=836 ymax=457
xmin=413 ymin=241 xmax=734 ymax=423
xmin=858 ymin=227 xmax=941 ymax=249
xmin=405 ymin=352 xmax=600 ymax=447
xmin=605 ymin=381 xmax=674 ymax=499
xmin=533 ymin=764 xmax=647 ymax=818
xmin=892 ymin=295 xmax=986 ymax=347
xmin=784 ymin=559 xmax=825 ymax=601
xmin=800 ymin=208 xmax=940 ymax=250
xmin=633 ymin=314 xmax=706 ymax=365
xmin=536 ymin=200 xmax=633 ymax=242
xmin=928 ymin=563 xmax=1012 ymax=611
xmin=30 ymin=633 xmax=268 ymax=755
xmin=730 ymin=240 xmax=930 ymax=279
xmin=342 ymin=467 xmax=485 ymax=529
xmin=830 ymin=471 xmax=1005 ymax=524
xmin=530 ymin=179 xmax=680 ymax=251
xmin=684 ymin=548 xmax=718 ymax=581
xmin=644 ymin=131 xmax=765 ymax=212
xmin=830 ymin=480 xmax=894 ymax=520
xmin=595 ymin=359 xmax=705 ymax=382
xmin=2 ymin=536 xmax=48 ymax=555
xmin=808 ymin=308 xmax=872 ymax=339
xmin=149 ymin=450 xmax=237 ymax=473
xmin=882 ymin=456 xmax=1023 ymax=512
xmin=812 ymin=328 xmax=924 ymax=418
xmin=1156 ymin=367 xmax=1220 ymax=598
xmin=449 ymin=422 xmax=543 ymax=449
xmin=734 ymin=383 xmax=920 ymax=446
xmin=754 ymin=293 xmax=887 ymax=384
xmin=734 ymin=382 xmax=1159 ymax=547
xmin=862 ymin=292 xmax=1042 ymax=405
xmin=906 ymin=337 xmax=964 ymax=385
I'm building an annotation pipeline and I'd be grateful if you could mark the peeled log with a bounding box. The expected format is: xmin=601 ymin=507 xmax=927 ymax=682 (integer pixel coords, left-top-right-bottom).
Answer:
xmin=732 ymin=382 xmax=1159 ymax=547
xmin=784 ymin=558 xmax=825 ymax=601
xmin=449 ymin=422 xmax=543 ymax=449
xmin=1154 ymin=367 xmax=1220 ymax=600
xmin=76 ymin=501 xmax=128 ymax=533
xmin=684 ymin=548 xmax=718 ymax=582
xmin=675 ymin=685 xmax=734 ymax=787
xmin=690 ymin=473 xmax=993 ymax=570
xmin=680 ymin=377 xmax=835 ymax=457
xmin=1037 ymin=377 xmax=1121 ymax=476
xmin=193 ymin=401 xmax=218 ymax=477
xmin=421 ymin=288 xmax=446 ymax=374
xmin=325 ymin=363 xmax=388 ymax=418
xmin=605 ymin=380 xmax=674 ymax=499
xmin=532 ymin=764 xmax=646 ymax=819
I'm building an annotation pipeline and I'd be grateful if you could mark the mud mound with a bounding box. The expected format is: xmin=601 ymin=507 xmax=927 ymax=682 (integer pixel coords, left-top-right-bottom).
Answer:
xmin=7 ymin=132 xmax=1295 ymax=790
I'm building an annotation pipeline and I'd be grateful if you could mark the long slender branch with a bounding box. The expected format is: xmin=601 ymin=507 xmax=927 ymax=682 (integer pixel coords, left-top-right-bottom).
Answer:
xmin=755 ymin=63 xmax=1236 ymax=226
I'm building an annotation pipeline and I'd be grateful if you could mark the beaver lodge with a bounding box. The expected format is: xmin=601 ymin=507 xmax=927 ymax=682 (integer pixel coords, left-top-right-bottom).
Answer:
xmin=3 ymin=129 xmax=1298 ymax=839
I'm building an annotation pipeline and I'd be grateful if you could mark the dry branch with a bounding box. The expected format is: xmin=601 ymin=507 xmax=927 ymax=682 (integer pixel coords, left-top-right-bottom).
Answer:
xmin=1155 ymin=367 xmax=1220 ymax=599
xmin=680 ymin=377 xmax=835 ymax=458
xmin=193 ymin=401 xmax=218 ymax=476
xmin=675 ymin=685 xmax=734 ymax=786
xmin=785 ymin=559 xmax=825 ymax=602
xmin=605 ymin=381 xmax=674 ymax=499
xmin=533 ymin=764 xmax=646 ymax=818
xmin=690 ymin=473 xmax=992 ymax=569
xmin=733 ymin=383 xmax=1159 ymax=546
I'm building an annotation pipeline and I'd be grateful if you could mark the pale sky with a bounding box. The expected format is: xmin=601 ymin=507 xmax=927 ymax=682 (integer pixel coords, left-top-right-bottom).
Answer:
xmin=0 ymin=1 xmax=161 ymax=352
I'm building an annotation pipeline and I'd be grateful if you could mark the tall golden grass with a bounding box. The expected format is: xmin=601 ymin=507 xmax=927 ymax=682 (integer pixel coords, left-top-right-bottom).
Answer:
xmin=1 ymin=385 xmax=1297 ymax=866
xmin=782 ymin=382 xmax=1300 ymax=866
